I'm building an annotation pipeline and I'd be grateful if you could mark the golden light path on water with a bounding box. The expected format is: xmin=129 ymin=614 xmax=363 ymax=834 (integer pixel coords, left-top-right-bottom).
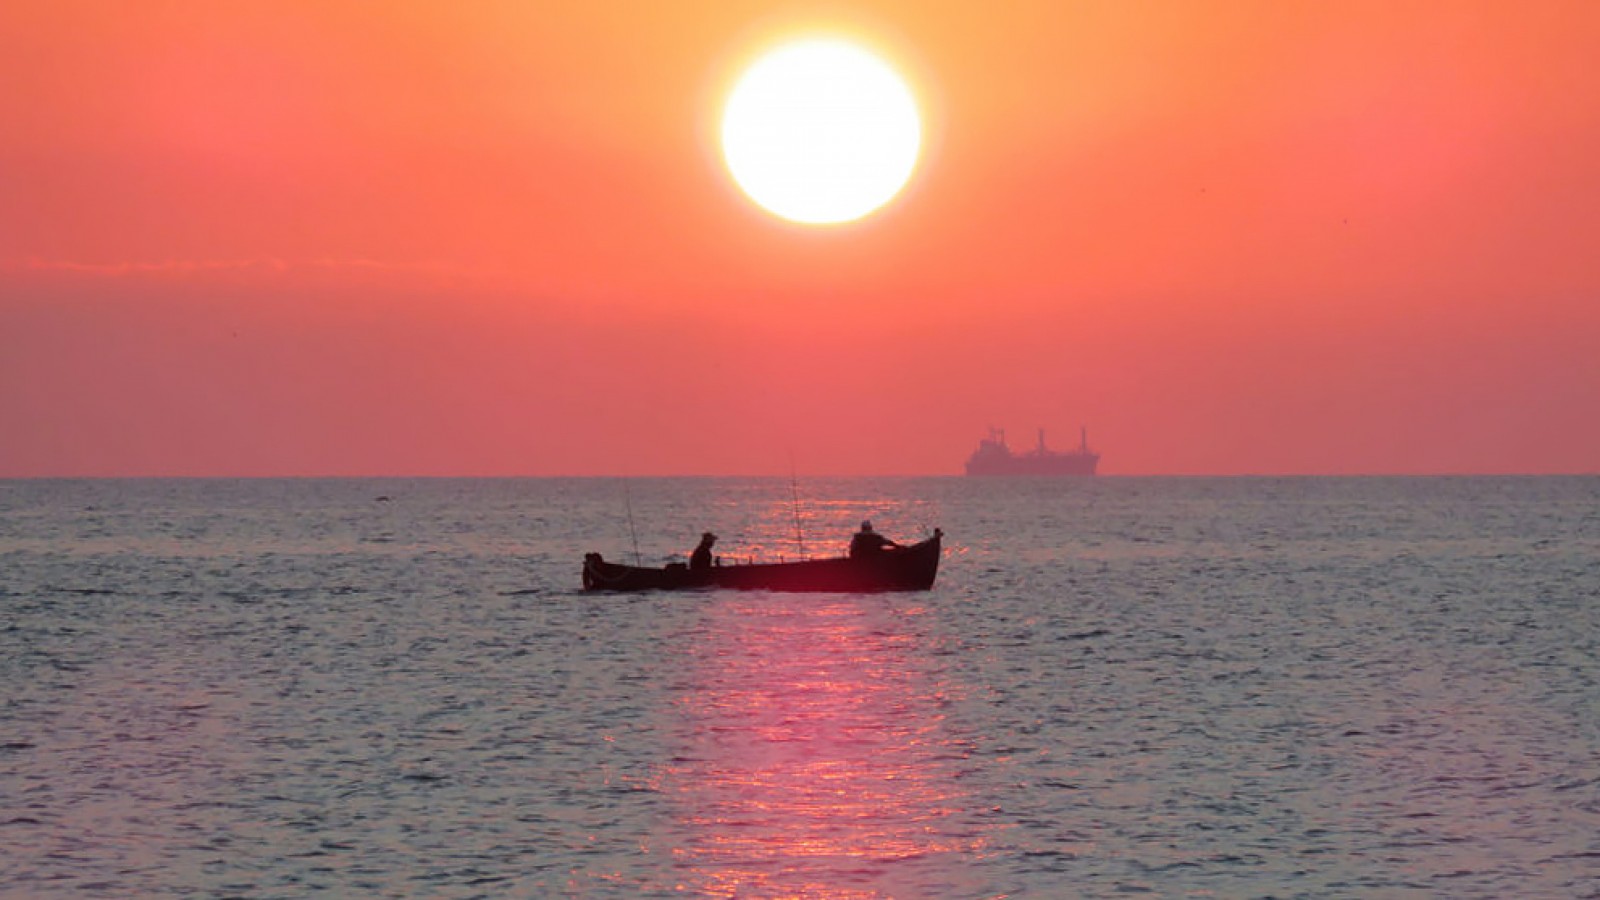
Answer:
xmin=666 ymin=587 xmax=990 ymax=898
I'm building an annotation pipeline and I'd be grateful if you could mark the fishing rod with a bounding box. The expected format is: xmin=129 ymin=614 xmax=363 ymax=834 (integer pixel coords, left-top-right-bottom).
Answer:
xmin=789 ymin=452 xmax=805 ymax=558
xmin=623 ymin=478 xmax=641 ymax=566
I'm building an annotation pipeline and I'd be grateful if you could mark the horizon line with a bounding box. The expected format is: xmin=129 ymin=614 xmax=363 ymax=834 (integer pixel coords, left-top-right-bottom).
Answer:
xmin=2 ymin=471 xmax=1594 ymax=481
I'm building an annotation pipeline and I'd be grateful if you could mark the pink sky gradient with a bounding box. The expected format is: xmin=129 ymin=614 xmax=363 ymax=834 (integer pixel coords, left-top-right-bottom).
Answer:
xmin=3 ymin=2 xmax=1597 ymax=475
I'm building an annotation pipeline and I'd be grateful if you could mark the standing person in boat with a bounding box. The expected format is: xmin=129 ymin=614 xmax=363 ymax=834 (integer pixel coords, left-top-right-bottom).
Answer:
xmin=690 ymin=532 xmax=717 ymax=571
xmin=849 ymin=521 xmax=899 ymax=558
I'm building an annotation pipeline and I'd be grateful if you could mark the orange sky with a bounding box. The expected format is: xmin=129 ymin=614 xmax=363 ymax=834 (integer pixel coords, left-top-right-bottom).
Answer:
xmin=3 ymin=1 xmax=1597 ymax=476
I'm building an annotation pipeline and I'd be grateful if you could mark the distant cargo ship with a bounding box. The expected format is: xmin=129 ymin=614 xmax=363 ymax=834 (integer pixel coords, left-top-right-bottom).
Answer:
xmin=965 ymin=427 xmax=1099 ymax=476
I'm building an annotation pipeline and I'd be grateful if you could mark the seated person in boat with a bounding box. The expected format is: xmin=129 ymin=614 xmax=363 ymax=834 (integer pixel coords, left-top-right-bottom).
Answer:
xmin=848 ymin=520 xmax=899 ymax=558
xmin=690 ymin=532 xmax=717 ymax=571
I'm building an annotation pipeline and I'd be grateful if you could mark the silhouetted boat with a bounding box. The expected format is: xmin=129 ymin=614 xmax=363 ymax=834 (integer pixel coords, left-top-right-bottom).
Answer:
xmin=965 ymin=427 xmax=1099 ymax=476
xmin=582 ymin=529 xmax=943 ymax=593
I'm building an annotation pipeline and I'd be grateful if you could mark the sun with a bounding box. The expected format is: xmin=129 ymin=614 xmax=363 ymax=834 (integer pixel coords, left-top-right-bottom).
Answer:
xmin=721 ymin=39 xmax=922 ymax=225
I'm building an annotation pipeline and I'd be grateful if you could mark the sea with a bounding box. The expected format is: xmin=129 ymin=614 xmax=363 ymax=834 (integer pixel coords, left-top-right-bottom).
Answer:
xmin=2 ymin=476 xmax=1597 ymax=899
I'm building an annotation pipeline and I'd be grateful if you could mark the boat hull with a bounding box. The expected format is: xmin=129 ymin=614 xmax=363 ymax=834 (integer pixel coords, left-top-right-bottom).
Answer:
xmin=582 ymin=531 xmax=942 ymax=593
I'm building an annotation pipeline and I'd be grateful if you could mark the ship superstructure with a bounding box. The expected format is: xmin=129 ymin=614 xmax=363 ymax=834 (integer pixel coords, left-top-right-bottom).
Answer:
xmin=964 ymin=427 xmax=1099 ymax=476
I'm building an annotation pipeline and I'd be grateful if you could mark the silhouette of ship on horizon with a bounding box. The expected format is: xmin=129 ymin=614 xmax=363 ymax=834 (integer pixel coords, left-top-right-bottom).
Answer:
xmin=965 ymin=427 xmax=1099 ymax=476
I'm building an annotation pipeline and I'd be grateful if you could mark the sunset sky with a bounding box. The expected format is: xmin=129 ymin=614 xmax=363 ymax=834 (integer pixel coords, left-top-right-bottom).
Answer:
xmin=3 ymin=1 xmax=1597 ymax=476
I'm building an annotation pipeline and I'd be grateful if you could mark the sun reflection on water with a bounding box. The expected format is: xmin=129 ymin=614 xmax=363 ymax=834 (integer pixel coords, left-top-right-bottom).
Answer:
xmin=668 ymin=594 xmax=987 ymax=898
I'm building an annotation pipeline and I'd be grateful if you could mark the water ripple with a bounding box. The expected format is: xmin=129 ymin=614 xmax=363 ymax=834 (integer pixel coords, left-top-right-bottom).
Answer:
xmin=1 ymin=476 xmax=1597 ymax=896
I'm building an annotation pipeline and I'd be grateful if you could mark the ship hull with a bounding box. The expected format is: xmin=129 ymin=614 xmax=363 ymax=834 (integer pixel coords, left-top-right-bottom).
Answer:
xmin=965 ymin=454 xmax=1098 ymax=476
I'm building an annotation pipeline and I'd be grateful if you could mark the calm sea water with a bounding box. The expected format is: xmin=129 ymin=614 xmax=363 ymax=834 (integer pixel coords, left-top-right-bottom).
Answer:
xmin=2 ymin=476 xmax=1598 ymax=898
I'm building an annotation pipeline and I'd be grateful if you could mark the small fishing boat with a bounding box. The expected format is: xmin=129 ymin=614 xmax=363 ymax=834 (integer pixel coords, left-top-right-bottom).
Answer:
xmin=582 ymin=529 xmax=943 ymax=593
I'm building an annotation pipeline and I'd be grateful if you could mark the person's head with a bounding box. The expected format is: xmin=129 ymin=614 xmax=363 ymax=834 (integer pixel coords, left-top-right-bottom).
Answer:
xmin=701 ymin=532 xmax=716 ymax=544
xmin=860 ymin=520 xmax=873 ymax=532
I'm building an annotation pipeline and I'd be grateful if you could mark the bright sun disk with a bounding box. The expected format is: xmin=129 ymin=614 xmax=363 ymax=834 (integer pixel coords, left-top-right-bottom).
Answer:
xmin=721 ymin=39 xmax=922 ymax=225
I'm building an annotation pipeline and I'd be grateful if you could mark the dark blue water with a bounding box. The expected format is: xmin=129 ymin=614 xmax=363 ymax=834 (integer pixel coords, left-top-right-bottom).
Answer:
xmin=3 ymin=476 xmax=1598 ymax=897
